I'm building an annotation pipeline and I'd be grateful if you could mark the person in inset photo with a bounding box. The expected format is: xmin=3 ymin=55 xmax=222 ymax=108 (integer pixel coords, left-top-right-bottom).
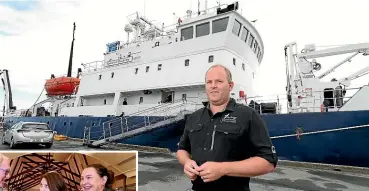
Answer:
xmin=80 ymin=164 xmax=115 ymax=191
xmin=0 ymin=154 xmax=10 ymax=191
xmin=40 ymin=171 xmax=67 ymax=191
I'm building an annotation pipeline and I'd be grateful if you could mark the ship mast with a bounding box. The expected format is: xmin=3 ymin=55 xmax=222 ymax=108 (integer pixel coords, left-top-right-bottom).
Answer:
xmin=67 ymin=22 xmax=76 ymax=77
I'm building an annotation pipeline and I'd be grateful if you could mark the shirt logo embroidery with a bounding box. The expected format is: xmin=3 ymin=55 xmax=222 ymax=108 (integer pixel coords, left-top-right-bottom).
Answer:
xmin=221 ymin=114 xmax=237 ymax=123
xmin=271 ymin=146 xmax=276 ymax=154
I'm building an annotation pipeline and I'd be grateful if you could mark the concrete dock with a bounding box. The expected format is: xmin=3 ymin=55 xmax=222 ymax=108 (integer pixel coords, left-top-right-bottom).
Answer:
xmin=138 ymin=152 xmax=369 ymax=191
xmin=0 ymin=135 xmax=368 ymax=191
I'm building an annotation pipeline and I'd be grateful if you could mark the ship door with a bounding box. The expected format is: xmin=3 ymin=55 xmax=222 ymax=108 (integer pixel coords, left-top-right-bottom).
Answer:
xmin=323 ymin=88 xmax=334 ymax=108
xmin=161 ymin=91 xmax=174 ymax=103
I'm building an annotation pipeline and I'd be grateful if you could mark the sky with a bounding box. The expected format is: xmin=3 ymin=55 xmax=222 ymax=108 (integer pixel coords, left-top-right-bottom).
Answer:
xmin=1 ymin=0 xmax=369 ymax=112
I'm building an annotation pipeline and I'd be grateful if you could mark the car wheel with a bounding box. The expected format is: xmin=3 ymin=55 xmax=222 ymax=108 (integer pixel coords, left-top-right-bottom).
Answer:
xmin=9 ymin=137 xmax=16 ymax=149
xmin=44 ymin=143 xmax=52 ymax=148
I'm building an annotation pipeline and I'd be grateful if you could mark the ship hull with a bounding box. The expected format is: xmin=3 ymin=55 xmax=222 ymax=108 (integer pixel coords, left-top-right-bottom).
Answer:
xmin=4 ymin=110 xmax=369 ymax=167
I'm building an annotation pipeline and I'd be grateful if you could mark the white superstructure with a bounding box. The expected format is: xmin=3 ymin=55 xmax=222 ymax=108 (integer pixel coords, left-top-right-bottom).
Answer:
xmin=55 ymin=2 xmax=264 ymax=117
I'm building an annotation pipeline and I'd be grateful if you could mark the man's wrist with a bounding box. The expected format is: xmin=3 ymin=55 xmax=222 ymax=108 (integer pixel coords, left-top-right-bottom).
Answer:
xmin=219 ymin=162 xmax=229 ymax=176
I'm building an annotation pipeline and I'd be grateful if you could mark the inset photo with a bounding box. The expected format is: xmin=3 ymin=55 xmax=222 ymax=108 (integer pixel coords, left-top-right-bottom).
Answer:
xmin=0 ymin=151 xmax=137 ymax=191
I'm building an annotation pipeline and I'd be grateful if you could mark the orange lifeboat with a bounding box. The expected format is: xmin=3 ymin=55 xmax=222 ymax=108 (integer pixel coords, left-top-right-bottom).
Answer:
xmin=44 ymin=76 xmax=80 ymax=96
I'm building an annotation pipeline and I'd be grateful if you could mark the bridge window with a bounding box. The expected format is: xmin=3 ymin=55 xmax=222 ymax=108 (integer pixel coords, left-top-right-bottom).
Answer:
xmin=98 ymin=75 xmax=102 ymax=80
xmin=241 ymin=27 xmax=249 ymax=42
xmin=253 ymin=41 xmax=258 ymax=53
xmin=248 ymin=34 xmax=254 ymax=48
xmin=196 ymin=22 xmax=210 ymax=37
xmin=181 ymin=26 xmax=193 ymax=41
xmin=247 ymin=34 xmax=255 ymax=48
xmin=111 ymin=72 xmax=114 ymax=78
xmin=242 ymin=63 xmax=245 ymax=71
xmin=146 ymin=66 xmax=150 ymax=73
xmin=232 ymin=19 xmax=241 ymax=36
xmin=104 ymin=99 xmax=107 ymax=105
xmin=212 ymin=17 xmax=229 ymax=34
xmin=258 ymin=51 xmax=262 ymax=62
xmin=158 ymin=64 xmax=162 ymax=71
xmin=233 ymin=58 xmax=236 ymax=65
xmin=139 ymin=97 xmax=143 ymax=104
xmin=135 ymin=68 xmax=138 ymax=74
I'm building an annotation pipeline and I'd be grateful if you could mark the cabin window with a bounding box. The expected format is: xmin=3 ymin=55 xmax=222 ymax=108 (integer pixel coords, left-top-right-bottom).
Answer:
xmin=232 ymin=19 xmax=241 ymax=36
xmin=146 ymin=66 xmax=150 ymax=72
xmin=182 ymin=94 xmax=187 ymax=101
xmin=98 ymin=75 xmax=102 ymax=80
xmin=158 ymin=64 xmax=162 ymax=71
xmin=196 ymin=22 xmax=210 ymax=37
xmin=135 ymin=68 xmax=138 ymax=74
xmin=233 ymin=58 xmax=236 ymax=65
xmin=241 ymin=27 xmax=249 ymax=42
xmin=104 ymin=99 xmax=107 ymax=105
xmin=185 ymin=59 xmax=190 ymax=66
xmin=248 ymin=34 xmax=254 ymax=48
xmin=111 ymin=72 xmax=114 ymax=78
xmin=242 ymin=63 xmax=245 ymax=71
xmin=181 ymin=26 xmax=193 ymax=41
xmin=139 ymin=97 xmax=143 ymax=104
xmin=208 ymin=55 xmax=214 ymax=63
xmin=253 ymin=41 xmax=258 ymax=53
xmin=212 ymin=17 xmax=229 ymax=34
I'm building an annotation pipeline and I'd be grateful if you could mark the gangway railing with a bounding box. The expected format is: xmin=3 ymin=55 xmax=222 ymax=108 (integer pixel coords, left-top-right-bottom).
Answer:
xmin=83 ymin=99 xmax=202 ymax=146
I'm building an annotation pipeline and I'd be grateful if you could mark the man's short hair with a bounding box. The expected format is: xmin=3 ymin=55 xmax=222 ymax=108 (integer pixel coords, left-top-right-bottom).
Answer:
xmin=205 ymin=64 xmax=232 ymax=83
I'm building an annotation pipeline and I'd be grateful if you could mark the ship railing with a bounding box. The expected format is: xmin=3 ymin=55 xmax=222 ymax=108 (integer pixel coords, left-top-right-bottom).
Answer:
xmin=84 ymin=100 xmax=202 ymax=144
xmin=248 ymin=94 xmax=356 ymax=113
xmin=122 ymin=98 xmax=192 ymax=117
xmin=81 ymin=60 xmax=105 ymax=73
xmin=247 ymin=86 xmax=362 ymax=114
xmin=82 ymin=56 xmax=143 ymax=74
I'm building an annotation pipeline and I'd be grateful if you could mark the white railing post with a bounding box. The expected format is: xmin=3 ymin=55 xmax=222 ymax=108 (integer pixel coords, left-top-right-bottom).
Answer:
xmin=121 ymin=117 xmax=123 ymax=134
xmin=125 ymin=118 xmax=128 ymax=132
xmin=103 ymin=123 xmax=106 ymax=140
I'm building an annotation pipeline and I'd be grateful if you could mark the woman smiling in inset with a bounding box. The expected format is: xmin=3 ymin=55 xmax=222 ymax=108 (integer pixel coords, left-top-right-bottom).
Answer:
xmin=80 ymin=164 xmax=115 ymax=191
xmin=39 ymin=171 xmax=67 ymax=191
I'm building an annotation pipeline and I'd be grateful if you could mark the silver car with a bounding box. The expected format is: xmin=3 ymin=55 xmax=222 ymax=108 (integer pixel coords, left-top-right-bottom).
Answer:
xmin=1 ymin=122 xmax=56 ymax=149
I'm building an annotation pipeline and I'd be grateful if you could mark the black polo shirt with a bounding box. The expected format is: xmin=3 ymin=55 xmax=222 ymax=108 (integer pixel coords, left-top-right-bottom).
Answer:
xmin=178 ymin=98 xmax=278 ymax=191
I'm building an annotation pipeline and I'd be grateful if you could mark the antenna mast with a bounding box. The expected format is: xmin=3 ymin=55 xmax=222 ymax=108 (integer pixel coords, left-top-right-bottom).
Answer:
xmin=67 ymin=22 xmax=76 ymax=77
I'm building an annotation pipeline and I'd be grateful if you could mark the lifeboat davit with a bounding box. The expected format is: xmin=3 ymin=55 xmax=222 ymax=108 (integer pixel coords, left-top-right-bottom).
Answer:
xmin=44 ymin=76 xmax=80 ymax=96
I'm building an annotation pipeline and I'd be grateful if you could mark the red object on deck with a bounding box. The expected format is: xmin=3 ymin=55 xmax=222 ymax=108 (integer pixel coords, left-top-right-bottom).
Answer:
xmin=44 ymin=76 xmax=80 ymax=96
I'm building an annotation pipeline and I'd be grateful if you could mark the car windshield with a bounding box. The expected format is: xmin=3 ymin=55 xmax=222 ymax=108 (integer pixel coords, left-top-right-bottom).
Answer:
xmin=22 ymin=124 xmax=49 ymax=130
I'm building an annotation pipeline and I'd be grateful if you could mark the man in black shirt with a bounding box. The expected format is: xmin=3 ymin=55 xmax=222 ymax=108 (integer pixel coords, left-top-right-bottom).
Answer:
xmin=176 ymin=64 xmax=277 ymax=191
